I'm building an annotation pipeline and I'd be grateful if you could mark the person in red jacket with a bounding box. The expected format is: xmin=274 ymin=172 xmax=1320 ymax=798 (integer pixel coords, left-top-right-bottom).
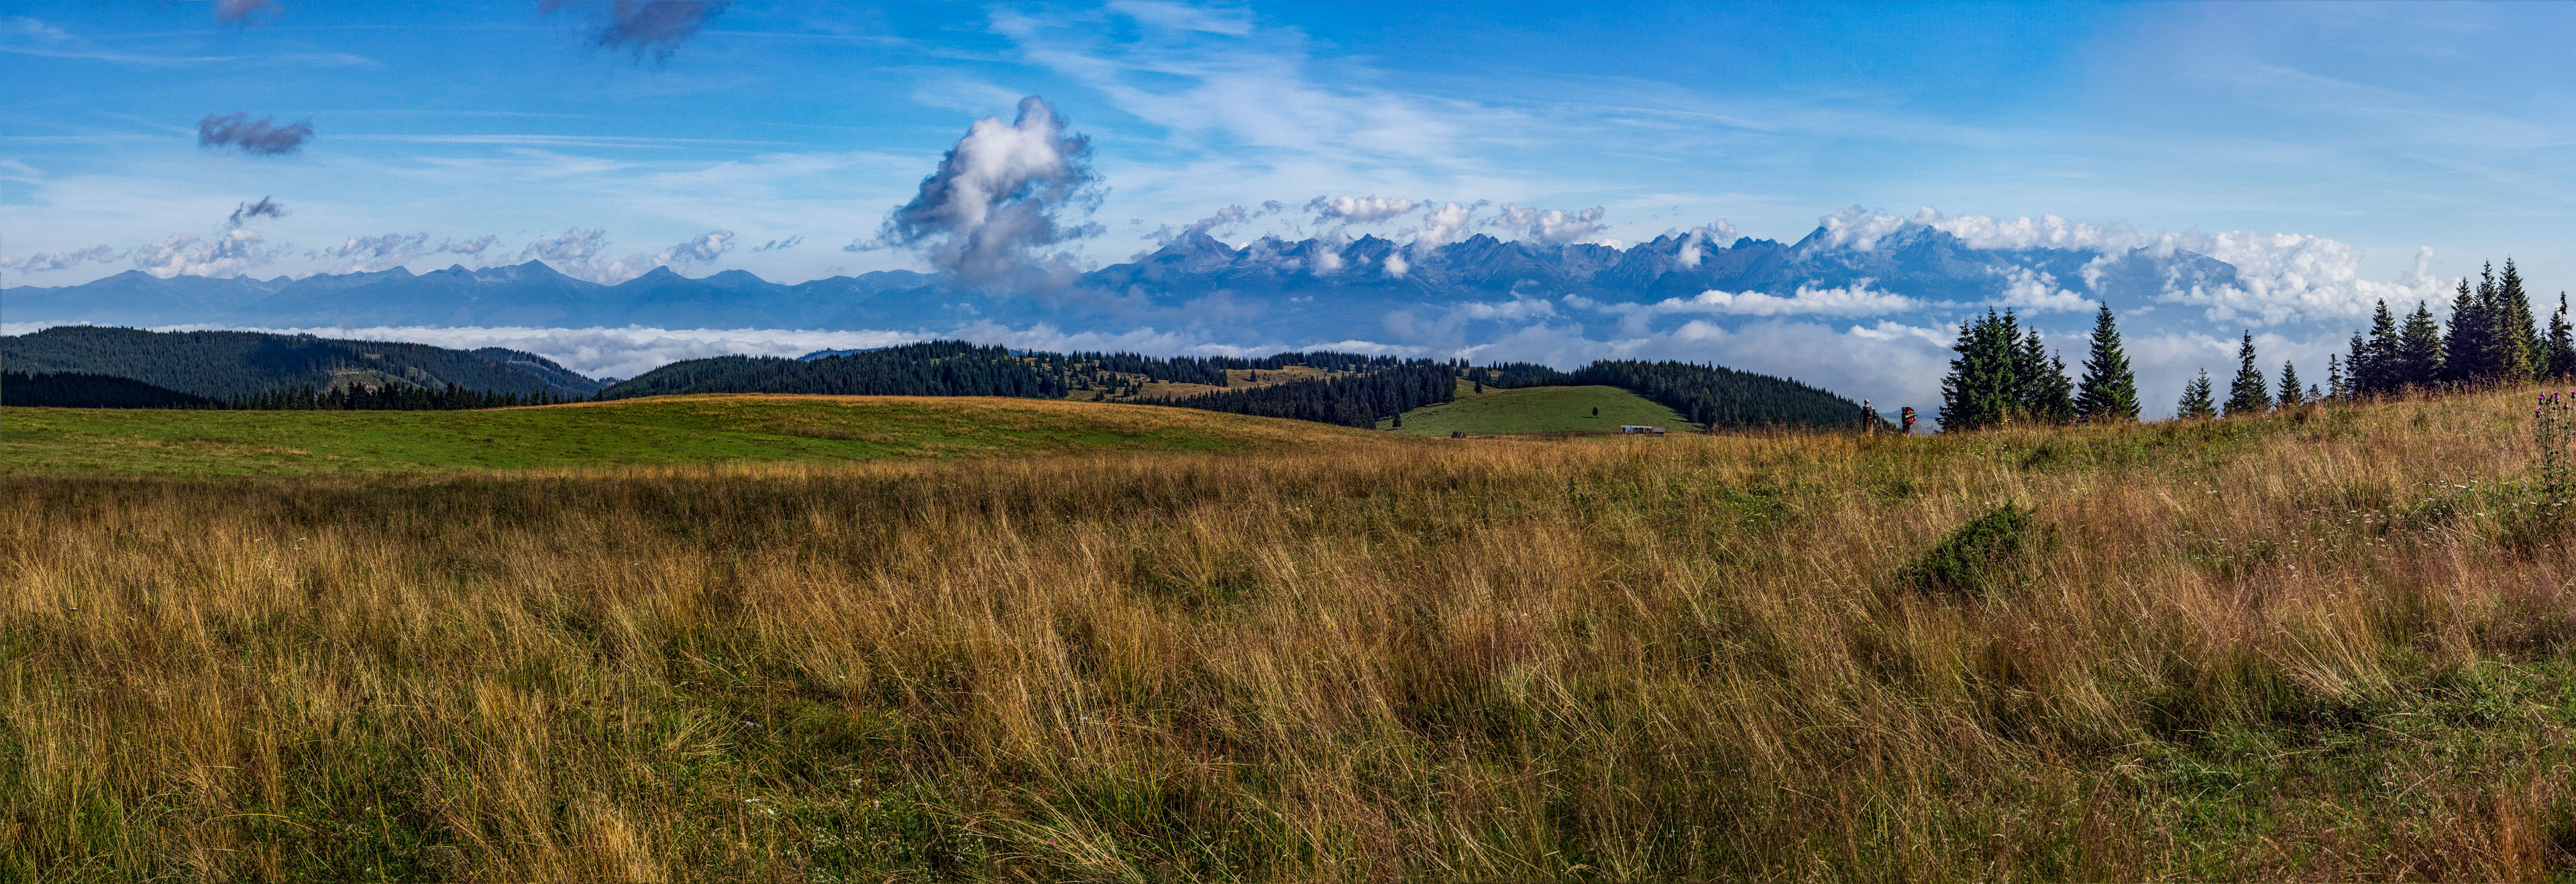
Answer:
xmin=1900 ymin=406 xmax=1917 ymax=435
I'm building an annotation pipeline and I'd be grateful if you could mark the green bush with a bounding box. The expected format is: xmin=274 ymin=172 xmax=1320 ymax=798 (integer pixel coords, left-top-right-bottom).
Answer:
xmin=1905 ymin=503 xmax=2043 ymax=597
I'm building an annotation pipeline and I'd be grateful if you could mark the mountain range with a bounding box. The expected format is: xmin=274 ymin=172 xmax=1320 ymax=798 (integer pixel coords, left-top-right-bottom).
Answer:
xmin=2 ymin=225 xmax=2241 ymax=346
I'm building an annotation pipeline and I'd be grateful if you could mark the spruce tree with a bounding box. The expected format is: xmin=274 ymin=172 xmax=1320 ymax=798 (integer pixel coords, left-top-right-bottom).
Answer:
xmin=2277 ymin=360 xmax=2303 ymax=407
xmin=2359 ymin=300 xmax=2398 ymax=395
xmin=1939 ymin=309 xmax=2017 ymax=431
xmin=2500 ymin=259 xmax=2539 ymax=380
xmin=2443 ymin=276 xmax=2492 ymax=385
xmin=2400 ymin=300 xmax=2445 ymax=389
xmin=2224 ymin=331 xmax=2270 ymax=417
xmin=2548 ymin=292 xmax=2576 ymax=380
xmin=2327 ymin=353 xmax=2348 ymax=400
xmin=2075 ymin=304 xmax=2140 ymax=422
xmin=2178 ymin=369 xmax=2218 ymax=420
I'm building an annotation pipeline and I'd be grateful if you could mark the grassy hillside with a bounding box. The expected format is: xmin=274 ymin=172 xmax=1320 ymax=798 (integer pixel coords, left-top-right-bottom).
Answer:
xmin=1 ymin=325 xmax=602 ymax=399
xmin=1382 ymin=384 xmax=1695 ymax=435
xmin=0 ymin=394 xmax=1385 ymax=477
xmin=11 ymin=388 xmax=2576 ymax=880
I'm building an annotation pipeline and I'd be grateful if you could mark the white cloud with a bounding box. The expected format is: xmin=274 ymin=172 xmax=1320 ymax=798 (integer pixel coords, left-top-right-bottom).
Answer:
xmin=127 ymin=229 xmax=280 ymax=278
xmin=1 ymin=244 xmax=119 ymax=274
xmin=521 ymin=227 xmax=737 ymax=284
xmin=308 ymin=233 xmax=500 ymax=274
xmin=1574 ymin=280 xmax=1925 ymax=318
xmin=1809 ymin=207 xmax=2447 ymax=325
xmin=1306 ymin=195 xmax=1418 ymax=225
xmin=1489 ymin=204 xmax=1609 ymax=245
xmin=1670 ymin=222 xmax=1740 ymax=268
xmin=1993 ymin=267 xmax=2097 ymax=313
xmin=1409 ymin=201 xmax=1479 ymax=252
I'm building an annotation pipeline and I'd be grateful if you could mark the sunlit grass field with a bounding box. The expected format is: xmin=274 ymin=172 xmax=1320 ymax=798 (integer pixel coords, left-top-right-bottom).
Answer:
xmin=1379 ymin=384 xmax=1695 ymax=435
xmin=7 ymin=388 xmax=2576 ymax=880
xmin=0 ymin=394 xmax=1389 ymax=476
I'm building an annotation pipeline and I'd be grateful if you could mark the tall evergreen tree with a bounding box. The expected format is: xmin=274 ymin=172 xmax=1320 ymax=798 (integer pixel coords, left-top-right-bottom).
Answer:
xmin=2327 ymin=353 xmax=2348 ymax=401
xmin=2224 ymin=331 xmax=2270 ymax=417
xmin=2500 ymin=260 xmax=2540 ymax=380
xmin=2276 ymin=360 xmax=2304 ymax=407
xmin=1939 ymin=309 xmax=2018 ymax=431
xmin=2178 ymin=369 xmax=2218 ymax=419
xmin=2012 ymin=329 xmax=2074 ymax=423
xmin=2358 ymin=300 xmax=2399 ymax=395
xmin=2399 ymin=300 xmax=2445 ymax=389
xmin=2443 ymin=274 xmax=2494 ymax=385
xmin=2034 ymin=352 xmax=2076 ymax=423
xmin=2074 ymin=304 xmax=2140 ymax=422
xmin=2548 ymin=292 xmax=2576 ymax=380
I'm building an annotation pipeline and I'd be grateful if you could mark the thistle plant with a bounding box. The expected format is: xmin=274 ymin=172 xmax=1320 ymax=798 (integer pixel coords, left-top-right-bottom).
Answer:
xmin=2538 ymin=390 xmax=2576 ymax=503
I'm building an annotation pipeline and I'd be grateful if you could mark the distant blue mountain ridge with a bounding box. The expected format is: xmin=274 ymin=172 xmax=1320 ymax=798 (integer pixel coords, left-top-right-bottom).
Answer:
xmin=2 ymin=224 xmax=2240 ymax=346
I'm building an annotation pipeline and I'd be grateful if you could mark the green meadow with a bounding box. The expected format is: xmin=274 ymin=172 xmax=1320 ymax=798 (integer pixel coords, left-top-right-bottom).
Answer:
xmin=1381 ymin=383 xmax=1696 ymax=435
xmin=0 ymin=394 xmax=1388 ymax=477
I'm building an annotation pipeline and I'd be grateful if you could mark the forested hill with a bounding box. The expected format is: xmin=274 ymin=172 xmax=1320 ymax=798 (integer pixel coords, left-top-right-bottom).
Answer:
xmin=0 ymin=327 xmax=603 ymax=400
xmin=606 ymin=340 xmax=1872 ymax=431
xmin=598 ymin=342 xmax=1422 ymax=400
xmin=1 ymin=371 xmax=215 ymax=408
xmin=1558 ymin=361 xmax=1879 ymax=429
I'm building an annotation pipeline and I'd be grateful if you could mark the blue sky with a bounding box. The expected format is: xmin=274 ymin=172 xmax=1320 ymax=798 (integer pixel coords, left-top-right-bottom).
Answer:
xmin=6 ymin=0 xmax=2573 ymax=290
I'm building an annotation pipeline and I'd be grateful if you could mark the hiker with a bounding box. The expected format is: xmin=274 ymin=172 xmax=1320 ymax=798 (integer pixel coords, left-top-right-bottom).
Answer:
xmin=1900 ymin=406 xmax=1917 ymax=435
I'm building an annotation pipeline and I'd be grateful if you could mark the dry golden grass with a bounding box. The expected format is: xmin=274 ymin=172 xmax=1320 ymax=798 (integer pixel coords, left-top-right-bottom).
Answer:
xmin=7 ymin=386 xmax=2576 ymax=881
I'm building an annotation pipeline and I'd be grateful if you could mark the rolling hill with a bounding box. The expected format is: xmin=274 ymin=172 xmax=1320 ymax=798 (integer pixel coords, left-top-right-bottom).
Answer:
xmin=0 ymin=394 xmax=1396 ymax=477
xmin=1385 ymin=384 xmax=1695 ymax=435
xmin=0 ymin=326 xmax=606 ymax=400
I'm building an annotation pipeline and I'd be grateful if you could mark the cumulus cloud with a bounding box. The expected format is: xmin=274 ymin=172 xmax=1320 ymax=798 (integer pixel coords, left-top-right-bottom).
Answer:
xmin=1992 ymin=267 xmax=2096 ymax=313
xmin=1307 ymin=195 xmax=1418 ymax=225
xmin=524 ymin=227 xmax=611 ymax=274
xmin=751 ymin=235 xmax=802 ymax=252
xmin=1669 ymin=222 xmax=1739 ymax=269
xmin=864 ymin=96 xmax=1104 ymax=292
xmin=542 ymin=0 xmax=731 ymax=62
xmin=307 ymin=233 xmax=500 ymax=273
xmin=128 ymin=229 xmax=280 ymax=278
xmin=1574 ymin=280 xmax=1926 ymax=319
xmin=1809 ymin=206 xmax=2447 ymax=325
xmin=197 ymin=113 xmax=313 ymax=156
xmin=1148 ymin=204 xmax=1250 ymax=248
xmin=654 ymin=229 xmax=734 ymax=268
xmin=1 ymin=244 xmax=120 ymax=274
xmin=1488 ymin=204 xmax=1610 ymax=246
xmin=1409 ymin=201 xmax=1479 ymax=252
xmin=521 ymin=227 xmax=735 ymax=283
xmin=225 ymin=196 xmax=286 ymax=227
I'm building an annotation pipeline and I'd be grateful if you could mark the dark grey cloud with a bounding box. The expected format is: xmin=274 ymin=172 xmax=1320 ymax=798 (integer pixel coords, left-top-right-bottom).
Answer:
xmin=542 ymin=1 xmax=731 ymax=62
xmin=751 ymin=235 xmax=802 ymax=252
xmin=860 ymin=96 xmax=1104 ymax=292
xmin=214 ymin=0 xmax=281 ymax=23
xmin=198 ymin=113 xmax=313 ymax=156
xmin=226 ymin=196 xmax=286 ymax=227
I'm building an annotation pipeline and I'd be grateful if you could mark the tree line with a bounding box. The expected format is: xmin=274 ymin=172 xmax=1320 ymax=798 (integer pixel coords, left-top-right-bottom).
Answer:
xmin=0 ymin=371 xmax=573 ymax=410
xmin=1939 ymin=305 xmax=2139 ymax=431
xmin=1158 ymin=364 xmax=1458 ymax=428
xmin=2340 ymin=260 xmax=2575 ymax=396
xmin=1941 ymin=258 xmax=2576 ymax=431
